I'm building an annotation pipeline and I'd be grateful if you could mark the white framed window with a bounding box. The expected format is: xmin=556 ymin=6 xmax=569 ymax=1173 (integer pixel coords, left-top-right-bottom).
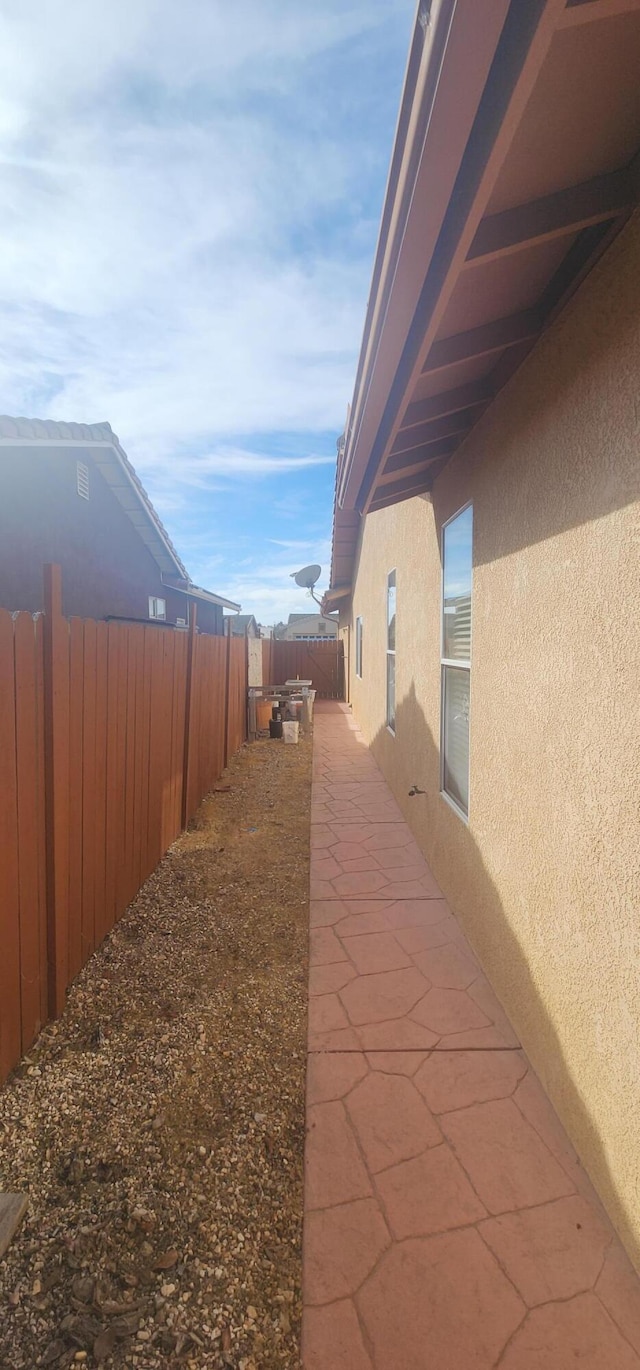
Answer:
xmin=441 ymin=503 xmax=472 ymax=819
xmin=76 ymin=461 xmax=89 ymax=499
xmin=355 ymin=615 xmax=363 ymax=678
xmin=148 ymin=596 xmax=166 ymax=621
xmin=386 ymin=571 xmax=396 ymax=733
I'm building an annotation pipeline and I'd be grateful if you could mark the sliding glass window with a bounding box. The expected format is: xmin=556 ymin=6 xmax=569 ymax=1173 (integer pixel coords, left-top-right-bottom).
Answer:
xmin=355 ymin=615 xmax=363 ymax=678
xmin=386 ymin=571 xmax=396 ymax=732
xmin=441 ymin=505 xmax=472 ymax=817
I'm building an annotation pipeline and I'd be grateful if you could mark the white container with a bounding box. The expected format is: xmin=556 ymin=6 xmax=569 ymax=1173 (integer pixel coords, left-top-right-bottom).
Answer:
xmin=282 ymin=720 xmax=300 ymax=744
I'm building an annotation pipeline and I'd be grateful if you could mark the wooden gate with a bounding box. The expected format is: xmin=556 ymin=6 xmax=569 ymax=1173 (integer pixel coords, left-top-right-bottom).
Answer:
xmin=265 ymin=639 xmax=344 ymax=698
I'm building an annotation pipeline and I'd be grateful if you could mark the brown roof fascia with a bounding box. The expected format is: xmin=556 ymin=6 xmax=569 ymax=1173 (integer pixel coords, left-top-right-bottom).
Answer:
xmin=336 ymin=0 xmax=515 ymax=519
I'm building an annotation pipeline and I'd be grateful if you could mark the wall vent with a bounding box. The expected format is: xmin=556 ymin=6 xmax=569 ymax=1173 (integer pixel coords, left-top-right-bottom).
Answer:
xmin=76 ymin=461 xmax=90 ymax=499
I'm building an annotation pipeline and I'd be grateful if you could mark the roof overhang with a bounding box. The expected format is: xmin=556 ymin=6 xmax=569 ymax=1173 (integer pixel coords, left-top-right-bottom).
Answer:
xmin=322 ymin=586 xmax=352 ymax=607
xmin=331 ymin=0 xmax=640 ymax=589
xmin=166 ymin=580 xmax=241 ymax=612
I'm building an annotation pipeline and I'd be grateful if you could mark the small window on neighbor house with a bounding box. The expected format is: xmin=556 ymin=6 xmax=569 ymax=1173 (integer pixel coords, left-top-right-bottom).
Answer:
xmin=148 ymin=596 xmax=166 ymax=621
xmin=76 ymin=461 xmax=89 ymax=499
xmin=441 ymin=503 xmax=472 ymax=819
xmin=386 ymin=571 xmax=396 ymax=732
xmin=355 ymin=615 xmax=363 ymax=678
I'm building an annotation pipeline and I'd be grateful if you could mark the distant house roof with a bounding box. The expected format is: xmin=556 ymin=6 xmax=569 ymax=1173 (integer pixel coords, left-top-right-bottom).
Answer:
xmin=287 ymin=612 xmax=337 ymax=624
xmin=0 ymin=415 xmax=240 ymax=611
xmin=225 ymin=614 xmax=259 ymax=636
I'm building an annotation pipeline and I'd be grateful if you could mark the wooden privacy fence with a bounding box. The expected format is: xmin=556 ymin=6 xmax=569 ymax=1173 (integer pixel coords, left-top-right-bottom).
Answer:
xmin=0 ymin=566 xmax=248 ymax=1082
xmin=262 ymin=638 xmax=344 ymax=698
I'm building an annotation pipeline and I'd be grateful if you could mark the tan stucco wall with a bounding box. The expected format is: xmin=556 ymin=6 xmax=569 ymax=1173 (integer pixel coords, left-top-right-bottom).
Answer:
xmin=346 ymin=212 xmax=640 ymax=1263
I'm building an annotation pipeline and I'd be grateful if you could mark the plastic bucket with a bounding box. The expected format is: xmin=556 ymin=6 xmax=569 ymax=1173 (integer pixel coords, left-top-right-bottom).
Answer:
xmin=282 ymin=721 xmax=300 ymax=744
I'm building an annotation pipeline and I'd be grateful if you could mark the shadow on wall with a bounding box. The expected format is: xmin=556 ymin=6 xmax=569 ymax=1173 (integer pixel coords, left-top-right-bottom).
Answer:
xmin=368 ymin=684 xmax=639 ymax=1271
xmin=443 ymin=214 xmax=640 ymax=566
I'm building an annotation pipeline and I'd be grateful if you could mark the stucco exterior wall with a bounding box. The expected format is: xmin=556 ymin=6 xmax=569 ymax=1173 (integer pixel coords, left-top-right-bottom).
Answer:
xmin=346 ymin=213 xmax=640 ymax=1263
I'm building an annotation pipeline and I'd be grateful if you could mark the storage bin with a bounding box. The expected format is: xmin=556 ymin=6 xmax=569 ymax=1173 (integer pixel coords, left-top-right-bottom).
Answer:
xmin=282 ymin=721 xmax=300 ymax=744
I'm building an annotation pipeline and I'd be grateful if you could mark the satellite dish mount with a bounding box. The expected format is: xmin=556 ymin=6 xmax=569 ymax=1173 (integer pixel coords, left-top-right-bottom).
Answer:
xmin=290 ymin=564 xmax=323 ymax=607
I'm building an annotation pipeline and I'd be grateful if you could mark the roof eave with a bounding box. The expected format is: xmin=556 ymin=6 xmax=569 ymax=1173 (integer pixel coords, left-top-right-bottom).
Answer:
xmin=169 ymin=583 xmax=241 ymax=612
xmin=337 ymin=0 xmax=512 ymax=515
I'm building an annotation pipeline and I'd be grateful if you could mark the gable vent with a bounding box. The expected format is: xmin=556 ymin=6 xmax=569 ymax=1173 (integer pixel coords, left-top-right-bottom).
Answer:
xmin=76 ymin=461 xmax=90 ymax=500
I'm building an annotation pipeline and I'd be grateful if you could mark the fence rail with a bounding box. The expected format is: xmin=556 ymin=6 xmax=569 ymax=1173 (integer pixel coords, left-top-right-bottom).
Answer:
xmin=0 ymin=566 xmax=248 ymax=1081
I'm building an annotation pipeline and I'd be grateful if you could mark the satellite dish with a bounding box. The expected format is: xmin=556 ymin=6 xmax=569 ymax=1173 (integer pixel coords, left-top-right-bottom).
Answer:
xmin=291 ymin=564 xmax=322 ymax=590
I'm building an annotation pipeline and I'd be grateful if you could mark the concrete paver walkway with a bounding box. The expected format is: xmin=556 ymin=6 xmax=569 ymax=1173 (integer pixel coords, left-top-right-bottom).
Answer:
xmin=302 ymin=702 xmax=640 ymax=1369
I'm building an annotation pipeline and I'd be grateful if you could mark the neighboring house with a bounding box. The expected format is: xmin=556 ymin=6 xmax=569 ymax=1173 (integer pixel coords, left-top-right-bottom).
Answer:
xmin=0 ymin=417 xmax=239 ymax=633
xmin=275 ymin=613 xmax=338 ymax=641
xmin=225 ymin=613 xmax=260 ymax=638
xmin=327 ymin=3 xmax=640 ymax=1264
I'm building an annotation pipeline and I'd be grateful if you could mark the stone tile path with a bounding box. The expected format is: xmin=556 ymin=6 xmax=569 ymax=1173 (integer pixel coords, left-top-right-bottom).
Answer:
xmin=302 ymin=702 xmax=640 ymax=1368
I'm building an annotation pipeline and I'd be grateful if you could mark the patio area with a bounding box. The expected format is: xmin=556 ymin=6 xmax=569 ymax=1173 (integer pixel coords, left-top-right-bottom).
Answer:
xmin=303 ymin=702 xmax=640 ymax=1369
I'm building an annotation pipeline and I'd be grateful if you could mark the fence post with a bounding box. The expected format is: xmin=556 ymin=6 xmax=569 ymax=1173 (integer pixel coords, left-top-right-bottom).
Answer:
xmin=43 ymin=564 xmax=70 ymax=1017
xmin=244 ymin=635 xmax=249 ymax=740
xmin=223 ymin=630 xmax=232 ymax=767
xmin=181 ymin=603 xmax=198 ymax=828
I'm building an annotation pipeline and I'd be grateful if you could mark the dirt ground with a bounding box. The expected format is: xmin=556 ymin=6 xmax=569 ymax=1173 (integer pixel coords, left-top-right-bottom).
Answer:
xmin=0 ymin=733 xmax=311 ymax=1370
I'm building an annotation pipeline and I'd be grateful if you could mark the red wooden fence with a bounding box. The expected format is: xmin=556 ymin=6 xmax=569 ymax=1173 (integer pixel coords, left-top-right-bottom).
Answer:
xmin=262 ymin=638 xmax=344 ymax=698
xmin=0 ymin=567 xmax=248 ymax=1080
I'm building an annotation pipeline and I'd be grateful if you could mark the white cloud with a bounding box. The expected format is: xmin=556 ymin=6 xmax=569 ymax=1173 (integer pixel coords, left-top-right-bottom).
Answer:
xmin=0 ymin=0 xmax=409 ymax=472
xmin=0 ymin=0 xmax=411 ymax=610
xmin=215 ymin=540 xmax=334 ymax=625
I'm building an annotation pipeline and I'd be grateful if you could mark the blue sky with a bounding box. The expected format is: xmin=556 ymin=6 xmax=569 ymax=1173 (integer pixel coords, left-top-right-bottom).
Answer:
xmin=0 ymin=0 xmax=413 ymax=621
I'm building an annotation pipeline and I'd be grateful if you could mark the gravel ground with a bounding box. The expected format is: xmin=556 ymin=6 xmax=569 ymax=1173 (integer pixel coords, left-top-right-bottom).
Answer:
xmin=0 ymin=734 xmax=311 ymax=1370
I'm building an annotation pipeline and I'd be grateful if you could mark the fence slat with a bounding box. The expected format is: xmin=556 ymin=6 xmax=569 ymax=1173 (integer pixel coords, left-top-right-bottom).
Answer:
xmin=43 ymin=565 xmax=70 ymax=1018
xmin=0 ymin=611 xmax=22 ymax=1076
xmin=68 ymin=620 xmax=85 ymax=983
xmin=123 ymin=624 xmax=137 ymax=908
xmin=81 ymin=618 xmax=97 ymax=962
xmin=182 ymin=609 xmax=197 ymax=826
xmin=114 ymin=625 xmax=130 ymax=916
xmin=14 ymin=613 xmax=46 ymax=1052
xmin=131 ymin=626 xmax=145 ymax=896
xmin=94 ymin=621 xmax=108 ymax=945
xmin=34 ymin=615 xmax=48 ymax=1030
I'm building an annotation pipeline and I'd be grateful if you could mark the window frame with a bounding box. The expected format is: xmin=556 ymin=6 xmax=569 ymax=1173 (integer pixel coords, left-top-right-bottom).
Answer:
xmin=440 ymin=503 xmax=472 ymax=822
xmin=386 ymin=570 xmax=396 ymax=735
xmin=355 ymin=615 xmax=363 ymax=679
xmin=148 ymin=595 xmax=167 ymax=621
